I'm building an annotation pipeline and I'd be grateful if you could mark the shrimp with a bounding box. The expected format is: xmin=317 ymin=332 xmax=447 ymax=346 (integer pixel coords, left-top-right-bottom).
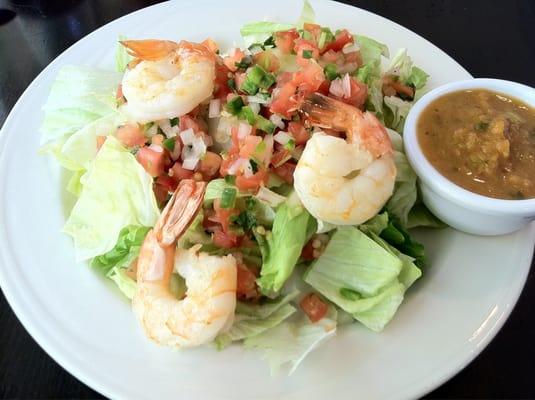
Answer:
xmin=120 ymin=40 xmax=216 ymax=123
xmin=295 ymin=93 xmax=396 ymax=225
xmin=132 ymin=180 xmax=237 ymax=348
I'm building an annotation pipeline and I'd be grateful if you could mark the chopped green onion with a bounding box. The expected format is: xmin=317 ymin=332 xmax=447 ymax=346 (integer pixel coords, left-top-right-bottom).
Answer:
xmin=224 ymin=175 xmax=236 ymax=184
xmin=255 ymin=114 xmax=276 ymax=134
xmin=301 ymin=30 xmax=313 ymax=41
xmin=231 ymin=210 xmax=257 ymax=231
xmin=324 ymin=63 xmax=340 ymax=81
xmin=250 ymin=159 xmax=259 ymax=174
xmin=240 ymin=80 xmax=259 ymax=95
xmin=226 ymin=96 xmax=245 ymax=115
xmin=163 ymin=138 xmax=175 ymax=151
xmin=240 ymin=65 xmax=266 ymax=95
xmin=283 ymin=139 xmax=296 ymax=151
xmin=235 ymin=58 xmax=252 ymax=70
xmin=263 ymin=36 xmax=275 ymax=47
xmin=302 ymin=49 xmax=313 ymax=59
xmin=259 ymin=73 xmax=276 ymax=89
xmin=255 ymin=140 xmax=266 ymax=155
xmin=220 ymin=187 xmax=237 ymax=209
xmin=318 ymin=27 xmax=334 ymax=49
xmin=239 ymin=106 xmax=256 ymax=124
xmin=170 ymin=117 xmax=179 ymax=127
xmin=227 ymin=78 xmax=237 ymax=91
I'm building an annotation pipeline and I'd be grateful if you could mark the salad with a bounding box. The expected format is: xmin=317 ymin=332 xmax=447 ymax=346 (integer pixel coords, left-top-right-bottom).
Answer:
xmin=39 ymin=1 xmax=444 ymax=374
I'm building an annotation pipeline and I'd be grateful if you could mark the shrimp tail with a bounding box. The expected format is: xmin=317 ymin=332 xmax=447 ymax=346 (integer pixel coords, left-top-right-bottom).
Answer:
xmin=300 ymin=93 xmax=361 ymax=132
xmin=120 ymin=39 xmax=180 ymax=61
xmin=155 ymin=180 xmax=207 ymax=246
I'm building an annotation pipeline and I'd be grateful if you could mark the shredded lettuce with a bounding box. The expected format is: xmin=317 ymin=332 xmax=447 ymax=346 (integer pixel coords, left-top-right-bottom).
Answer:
xmin=63 ymin=136 xmax=159 ymax=261
xmin=407 ymin=204 xmax=446 ymax=229
xmin=244 ymin=306 xmax=337 ymax=375
xmin=256 ymin=193 xmax=315 ymax=295
xmin=115 ymin=35 xmax=132 ymax=73
xmin=386 ymin=150 xmax=418 ymax=227
xmin=354 ymin=35 xmax=389 ymax=65
xmin=215 ymin=290 xmax=299 ymax=349
xmin=296 ymin=0 xmax=315 ymax=28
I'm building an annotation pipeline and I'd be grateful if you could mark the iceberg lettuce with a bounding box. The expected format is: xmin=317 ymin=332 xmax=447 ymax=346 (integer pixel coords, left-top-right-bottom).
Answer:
xmin=244 ymin=306 xmax=337 ymax=375
xmin=63 ymin=136 xmax=159 ymax=261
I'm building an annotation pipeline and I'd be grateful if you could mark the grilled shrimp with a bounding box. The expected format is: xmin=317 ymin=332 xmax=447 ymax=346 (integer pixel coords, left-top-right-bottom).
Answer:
xmin=120 ymin=40 xmax=215 ymax=123
xmin=133 ymin=180 xmax=237 ymax=348
xmin=295 ymin=93 xmax=396 ymax=225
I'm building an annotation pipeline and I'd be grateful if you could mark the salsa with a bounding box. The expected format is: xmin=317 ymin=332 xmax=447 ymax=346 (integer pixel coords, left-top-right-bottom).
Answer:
xmin=417 ymin=89 xmax=535 ymax=200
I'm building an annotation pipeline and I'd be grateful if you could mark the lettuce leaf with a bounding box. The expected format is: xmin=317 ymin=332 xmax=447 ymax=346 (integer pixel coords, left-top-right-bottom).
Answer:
xmin=305 ymin=225 xmax=421 ymax=331
xmin=407 ymin=204 xmax=446 ymax=229
xmin=108 ymin=267 xmax=137 ymax=299
xmin=244 ymin=306 xmax=337 ymax=375
xmin=256 ymin=194 xmax=315 ymax=295
xmin=296 ymin=0 xmax=315 ymax=28
xmin=354 ymin=35 xmax=389 ymax=66
xmin=40 ymin=66 xmax=122 ymax=146
xmin=204 ymin=178 xmax=248 ymax=202
xmin=386 ymin=150 xmax=418 ymax=227
xmin=215 ymin=290 xmax=299 ymax=349
xmin=63 ymin=136 xmax=159 ymax=261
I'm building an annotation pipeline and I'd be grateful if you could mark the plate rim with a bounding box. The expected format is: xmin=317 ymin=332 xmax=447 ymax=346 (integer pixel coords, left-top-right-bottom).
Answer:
xmin=0 ymin=1 xmax=532 ymax=399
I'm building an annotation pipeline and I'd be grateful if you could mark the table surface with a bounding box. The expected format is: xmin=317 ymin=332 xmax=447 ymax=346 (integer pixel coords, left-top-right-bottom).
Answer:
xmin=0 ymin=0 xmax=534 ymax=398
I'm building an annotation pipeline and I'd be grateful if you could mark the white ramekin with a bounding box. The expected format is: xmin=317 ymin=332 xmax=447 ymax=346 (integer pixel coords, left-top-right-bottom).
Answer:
xmin=403 ymin=78 xmax=535 ymax=235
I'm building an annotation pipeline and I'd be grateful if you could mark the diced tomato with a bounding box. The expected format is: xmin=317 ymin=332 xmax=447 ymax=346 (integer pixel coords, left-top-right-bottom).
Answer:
xmin=179 ymin=114 xmax=203 ymax=134
xmin=213 ymin=199 xmax=239 ymax=233
xmin=271 ymin=148 xmax=291 ymax=167
xmin=293 ymin=60 xmax=324 ymax=94
xmin=274 ymin=29 xmax=299 ymax=54
xmin=240 ymin=235 xmax=256 ymax=249
xmin=321 ymin=49 xmax=341 ymax=64
xmin=330 ymin=77 xmax=368 ymax=110
xmin=253 ymin=50 xmax=280 ymax=73
xmin=321 ymin=29 xmax=353 ymax=53
xmin=96 ymin=135 xmax=106 ymax=150
xmin=212 ymin=227 xmax=241 ymax=248
xmin=294 ymin=38 xmax=320 ymax=66
xmin=234 ymin=72 xmax=247 ymax=92
xmin=273 ymin=161 xmax=296 ymax=184
xmin=201 ymin=38 xmax=218 ymax=53
xmin=116 ymin=123 xmax=146 ymax=147
xmin=236 ymin=263 xmax=260 ymax=301
xmin=116 ymin=84 xmax=124 ymax=101
xmin=239 ymin=136 xmax=262 ymax=158
xmin=301 ymin=240 xmax=316 ymax=261
xmin=199 ymin=151 xmax=222 ymax=179
xmin=235 ymin=169 xmax=268 ymax=192
xmin=151 ymin=134 xmax=164 ymax=145
xmin=317 ymin=79 xmax=331 ymax=95
xmin=155 ymin=174 xmax=177 ymax=192
xmin=303 ymin=23 xmax=322 ymax=42
xmin=300 ymin=293 xmax=328 ymax=323
xmin=270 ymin=81 xmax=298 ymax=117
xmin=288 ymin=121 xmax=310 ymax=145
xmin=223 ymin=48 xmax=245 ymax=72
xmin=344 ymin=50 xmax=362 ymax=66
xmin=169 ymin=161 xmax=194 ymax=181
xmin=214 ymin=60 xmax=231 ymax=99
xmin=136 ymin=147 xmax=167 ymax=177
xmin=153 ymin=183 xmax=169 ymax=207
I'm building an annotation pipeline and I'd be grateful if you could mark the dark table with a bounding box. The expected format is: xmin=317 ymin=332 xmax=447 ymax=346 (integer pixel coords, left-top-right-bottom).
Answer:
xmin=0 ymin=0 xmax=534 ymax=398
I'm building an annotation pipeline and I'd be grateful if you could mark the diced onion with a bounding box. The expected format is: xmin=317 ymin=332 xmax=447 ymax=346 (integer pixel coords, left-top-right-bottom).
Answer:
xmin=341 ymin=73 xmax=351 ymax=98
xmin=342 ymin=43 xmax=360 ymax=54
xmin=179 ymin=128 xmax=196 ymax=145
xmin=269 ymin=114 xmax=285 ymax=130
xmin=247 ymin=95 xmax=271 ymax=104
xmin=329 ymin=78 xmax=345 ymax=98
xmin=255 ymin=186 xmax=286 ymax=207
xmin=238 ymin=122 xmax=252 ymax=139
xmin=182 ymin=157 xmax=199 ymax=170
xmin=338 ymin=62 xmax=359 ymax=74
xmin=148 ymin=144 xmax=164 ymax=153
xmin=157 ymin=119 xmax=179 ymax=138
xmin=243 ymin=160 xmax=254 ymax=177
xmin=273 ymin=131 xmax=292 ymax=145
xmin=227 ymin=157 xmax=247 ymax=175
xmin=249 ymin=102 xmax=261 ymax=114
xmin=208 ymin=99 xmax=221 ymax=118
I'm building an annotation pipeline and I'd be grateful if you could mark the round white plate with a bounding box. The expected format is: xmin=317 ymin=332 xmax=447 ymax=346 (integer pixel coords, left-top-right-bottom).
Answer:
xmin=0 ymin=1 xmax=533 ymax=399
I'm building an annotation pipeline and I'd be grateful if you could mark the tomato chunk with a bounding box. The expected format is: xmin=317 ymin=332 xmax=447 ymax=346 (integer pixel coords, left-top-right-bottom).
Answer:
xmin=236 ymin=263 xmax=260 ymax=301
xmin=300 ymin=293 xmax=328 ymax=323
xmin=274 ymin=29 xmax=300 ymax=54
xmin=212 ymin=227 xmax=241 ymax=248
xmin=288 ymin=121 xmax=310 ymax=145
xmin=273 ymin=162 xmax=296 ymax=184
xmin=321 ymin=29 xmax=353 ymax=53
xmin=199 ymin=151 xmax=222 ymax=180
xmin=116 ymin=123 xmax=146 ymax=147
xmin=136 ymin=147 xmax=167 ymax=177
xmin=169 ymin=161 xmax=194 ymax=182
xmin=235 ymin=169 xmax=268 ymax=192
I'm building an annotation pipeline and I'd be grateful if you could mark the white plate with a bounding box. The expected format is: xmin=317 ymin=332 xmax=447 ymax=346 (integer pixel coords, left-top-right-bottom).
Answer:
xmin=0 ymin=1 xmax=533 ymax=399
